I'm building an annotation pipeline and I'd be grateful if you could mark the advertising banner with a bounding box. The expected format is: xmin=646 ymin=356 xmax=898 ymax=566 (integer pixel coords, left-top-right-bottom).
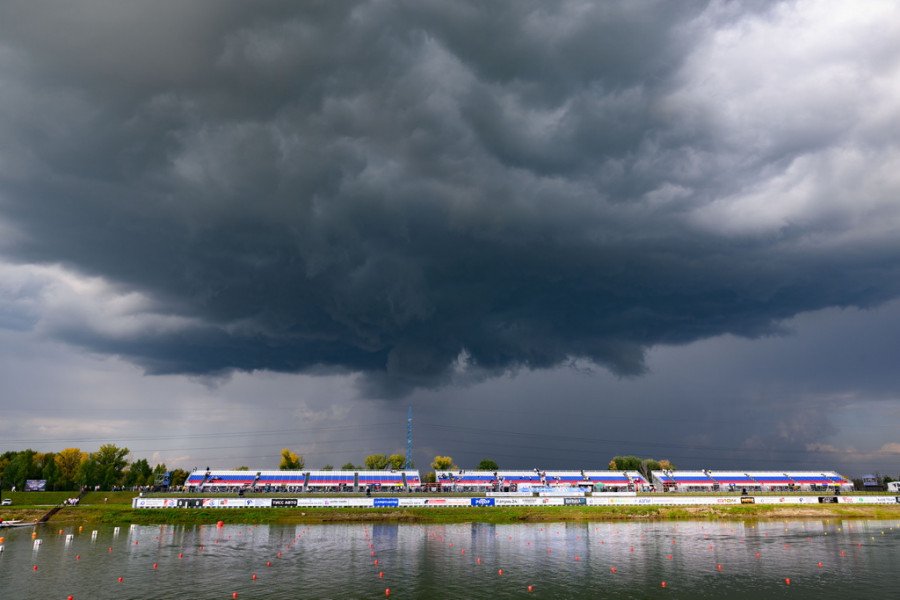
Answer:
xmin=373 ymin=498 xmax=400 ymax=507
xmin=471 ymin=498 xmax=495 ymax=507
xmin=25 ymin=479 xmax=47 ymax=492
xmin=563 ymin=497 xmax=587 ymax=506
xmin=272 ymin=499 xmax=298 ymax=507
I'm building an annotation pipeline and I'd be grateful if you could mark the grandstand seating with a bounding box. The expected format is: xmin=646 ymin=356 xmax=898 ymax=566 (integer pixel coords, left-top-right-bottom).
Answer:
xmin=436 ymin=470 xmax=648 ymax=490
xmin=652 ymin=470 xmax=853 ymax=491
xmin=185 ymin=469 xmax=421 ymax=491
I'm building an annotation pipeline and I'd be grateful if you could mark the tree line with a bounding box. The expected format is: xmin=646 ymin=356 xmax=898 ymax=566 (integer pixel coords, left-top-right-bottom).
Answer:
xmin=0 ymin=446 xmax=189 ymax=491
xmin=2 ymin=446 xmax=676 ymax=492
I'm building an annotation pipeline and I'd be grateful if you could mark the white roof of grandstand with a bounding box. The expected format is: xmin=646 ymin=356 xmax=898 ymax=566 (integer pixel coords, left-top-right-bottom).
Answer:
xmin=652 ymin=470 xmax=711 ymax=477
xmin=706 ymin=471 xmax=753 ymax=477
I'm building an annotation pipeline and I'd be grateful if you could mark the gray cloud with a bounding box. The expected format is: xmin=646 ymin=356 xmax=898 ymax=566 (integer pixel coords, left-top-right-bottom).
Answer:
xmin=2 ymin=1 xmax=900 ymax=397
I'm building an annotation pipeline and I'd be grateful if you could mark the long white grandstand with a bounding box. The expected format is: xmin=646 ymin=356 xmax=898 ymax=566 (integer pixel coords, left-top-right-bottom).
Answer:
xmin=650 ymin=470 xmax=853 ymax=492
xmin=184 ymin=467 xmax=853 ymax=493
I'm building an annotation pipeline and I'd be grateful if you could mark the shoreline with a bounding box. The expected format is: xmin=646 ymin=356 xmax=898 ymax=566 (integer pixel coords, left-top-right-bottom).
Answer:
xmin=4 ymin=503 xmax=900 ymax=527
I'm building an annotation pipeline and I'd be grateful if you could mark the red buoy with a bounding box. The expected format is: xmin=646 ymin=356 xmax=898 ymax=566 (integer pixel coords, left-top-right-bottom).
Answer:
xmin=232 ymin=593 xmax=239 ymax=599
xmin=661 ymin=581 xmax=667 ymax=588
xmin=784 ymin=578 xmax=791 ymax=585
xmin=716 ymin=563 xmax=723 ymax=571
xmin=378 ymin=571 xmax=384 ymax=578
xmin=178 ymin=553 xmax=184 ymax=559
xmin=32 ymin=565 xmax=38 ymax=571
xmin=385 ymin=588 xmax=390 ymax=597
xmin=575 ymin=556 xmax=581 ymax=561
xmin=217 ymin=521 xmax=224 ymax=528
xmin=76 ymin=555 xmax=80 ymax=560
xmin=266 ymin=561 xmax=272 ymax=567
xmin=610 ymin=567 xmax=617 ymax=574
xmin=817 ymin=562 xmax=823 ymax=568
xmin=153 ymin=563 xmax=158 ymax=570
xmin=117 ymin=577 xmax=124 ymax=583
xmin=528 ymin=585 xmax=534 ymax=592
xmin=251 ymin=573 xmax=257 ymax=581
xmin=498 ymin=569 xmax=504 ymax=576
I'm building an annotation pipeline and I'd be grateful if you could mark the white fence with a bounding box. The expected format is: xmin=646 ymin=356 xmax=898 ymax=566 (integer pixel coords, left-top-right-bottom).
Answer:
xmin=133 ymin=495 xmax=900 ymax=509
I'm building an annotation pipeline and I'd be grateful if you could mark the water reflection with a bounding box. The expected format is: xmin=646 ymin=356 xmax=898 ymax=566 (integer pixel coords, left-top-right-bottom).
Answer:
xmin=0 ymin=519 xmax=896 ymax=598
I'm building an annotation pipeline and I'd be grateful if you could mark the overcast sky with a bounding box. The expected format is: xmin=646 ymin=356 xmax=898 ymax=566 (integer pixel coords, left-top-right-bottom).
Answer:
xmin=1 ymin=1 xmax=899 ymax=476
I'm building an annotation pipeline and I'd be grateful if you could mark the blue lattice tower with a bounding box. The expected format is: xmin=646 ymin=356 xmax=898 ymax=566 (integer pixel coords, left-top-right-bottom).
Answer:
xmin=405 ymin=405 xmax=413 ymax=469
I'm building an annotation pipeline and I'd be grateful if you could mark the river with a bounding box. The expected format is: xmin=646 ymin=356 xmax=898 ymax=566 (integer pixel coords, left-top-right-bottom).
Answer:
xmin=1 ymin=519 xmax=897 ymax=598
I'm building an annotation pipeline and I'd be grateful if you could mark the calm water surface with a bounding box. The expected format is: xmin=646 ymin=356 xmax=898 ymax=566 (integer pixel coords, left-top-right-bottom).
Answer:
xmin=1 ymin=519 xmax=897 ymax=598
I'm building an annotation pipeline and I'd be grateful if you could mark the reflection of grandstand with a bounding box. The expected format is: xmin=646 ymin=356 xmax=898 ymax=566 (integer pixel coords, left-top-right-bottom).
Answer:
xmin=435 ymin=470 xmax=647 ymax=491
xmin=651 ymin=470 xmax=853 ymax=492
xmin=185 ymin=469 xmax=421 ymax=493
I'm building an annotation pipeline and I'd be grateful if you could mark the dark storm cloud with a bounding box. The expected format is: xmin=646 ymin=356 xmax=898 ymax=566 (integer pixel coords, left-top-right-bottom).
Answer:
xmin=2 ymin=1 xmax=900 ymax=396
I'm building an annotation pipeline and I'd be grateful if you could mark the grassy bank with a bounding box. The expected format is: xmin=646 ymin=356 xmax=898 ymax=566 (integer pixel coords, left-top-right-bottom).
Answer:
xmin=3 ymin=503 xmax=899 ymax=528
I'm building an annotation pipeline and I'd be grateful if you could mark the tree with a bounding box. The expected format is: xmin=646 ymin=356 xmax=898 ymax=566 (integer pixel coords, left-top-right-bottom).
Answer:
xmin=477 ymin=459 xmax=499 ymax=471
xmin=170 ymin=469 xmax=189 ymax=487
xmin=321 ymin=465 xmax=334 ymax=471
xmin=56 ymin=448 xmax=87 ymax=490
xmin=125 ymin=458 xmax=153 ymax=487
xmin=92 ymin=444 xmax=130 ymax=489
xmin=235 ymin=466 xmax=250 ymax=471
xmin=41 ymin=453 xmax=61 ymax=491
xmin=365 ymin=454 xmax=389 ymax=470
xmin=279 ymin=448 xmax=304 ymax=470
xmin=431 ymin=455 xmax=455 ymax=471
xmin=422 ymin=471 xmax=436 ymax=483
xmin=341 ymin=462 xmax=357 ymax=470
xmin=387 ymin=453 xmax=406 ymax=470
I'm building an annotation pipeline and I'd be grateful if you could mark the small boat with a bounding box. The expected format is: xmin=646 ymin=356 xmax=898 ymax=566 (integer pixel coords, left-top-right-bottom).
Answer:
xmin=0 ymin=520 xmax=35 ymax=528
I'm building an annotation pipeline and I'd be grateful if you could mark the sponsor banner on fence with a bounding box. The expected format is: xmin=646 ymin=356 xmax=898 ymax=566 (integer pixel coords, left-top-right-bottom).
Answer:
xmin=471 ymin=498 xmax=496 ymax=507
xmin=272 ymin=499 xmax=298 ymax=507
xmin=373 ymin=498 xmax=400 ymax=508
xmin=563 ymin=497 xmax=587 ymax=506
xmin=741 ymin=497 xmax=756 ymax=504
xmin=486 ymin=492 xmax=534 ymax=497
